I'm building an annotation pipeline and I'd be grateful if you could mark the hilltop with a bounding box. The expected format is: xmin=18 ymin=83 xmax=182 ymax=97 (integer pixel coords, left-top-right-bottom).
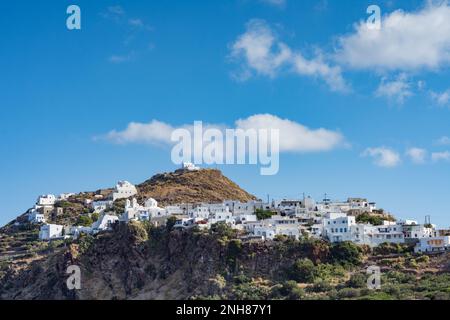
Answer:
xmin=136 ymin=169 xmax=257 ymax=205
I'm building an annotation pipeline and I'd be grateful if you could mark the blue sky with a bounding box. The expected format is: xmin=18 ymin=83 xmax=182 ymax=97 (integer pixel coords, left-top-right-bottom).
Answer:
xmin=1 ymin=0 xmax=450 ymax=227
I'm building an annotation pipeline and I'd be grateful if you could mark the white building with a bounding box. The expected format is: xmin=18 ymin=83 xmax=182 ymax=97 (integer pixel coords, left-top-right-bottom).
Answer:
xmin=189 ymin=206 xmax=210 ymax=219
xmin=39 ymin=224 xmax=64 ymax=241
xmin=91 ymin=200 xmax=113 ymax=214
xmin=165 ymin=205 xmax=184 ymax=216
xmin=181 ymin=162 xmax=200 ymax=171
xmin=121 ymin=198 xmax=167 ymax=222
xmin=347 ymin=198 xmax=377 ymax=213
xmin=209 ymin=211 xmax=235 ymax=226
xmin=234 ymin=214 xmax=258 ymax=224
xmin=402 ymin=224 xmax=434 ymax=239
xmin=58 ymin=193 xmax=74 ymax=201
xmin=224 ymin=200 xmax=264 ymax=215
xmin=92 ymin=214 xmax=118 ymax=233
xmin=253 ymin=224 xmax=300 ymax=240
xmin=276 ymin=199 xmax=303 ymax=215
xmin=37 ymin=194 xmax=56 ymax=207
xmin=414 ymin=236 xmax=450 ymax=253
xmin=174 ymin=217 xmax=196 ymax=229
xmin=353 ymin=224 xmax=405 ymax=247
xmin=323 ymin=214 xmax=356 ymax=243
xmin=69 ymin=226 xmax=93 ymax=239
xmin=111 ymin=181 xmax=138 ymax=201
xmin=28 ymin=209 xmax=46 ymax=224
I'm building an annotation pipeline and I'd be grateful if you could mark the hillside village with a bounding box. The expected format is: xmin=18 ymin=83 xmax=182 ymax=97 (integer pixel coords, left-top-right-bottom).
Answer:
xmin=18 ymin=163 xmax=450 ymax=255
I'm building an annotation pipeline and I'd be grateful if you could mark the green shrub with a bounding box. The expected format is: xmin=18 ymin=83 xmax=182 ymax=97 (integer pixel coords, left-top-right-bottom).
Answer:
xmin=210 ymin=222 xmax=237 ymax=239
xmin=288 ymin=258 xmax=317 ymax=283
xmin=347 ymin=273 xmax=367 ymax=288
xmin=76 ymin=215 xmax=93 ymax=227
xmin=271 ymin=281 xmax=305 ymax=300
xmin=308 ymin=280 xmax=333 ymax=293
xmin=329 ymin=242 xmax=363 ymax=266
xmin=255 ymin=209 xmax=274 ymax=220
xmin=356 ymin=213 xmax=384 ymax=226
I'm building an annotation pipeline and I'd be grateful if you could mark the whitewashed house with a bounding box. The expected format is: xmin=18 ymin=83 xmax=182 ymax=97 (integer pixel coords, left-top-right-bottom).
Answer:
xmin=310 ymin=223 xmax=324 ymax=238
xmin=402 ymin=223 xmax=434 ymax=239
xmin=224 ymin=200 xmax=263 ymax=215
xmin=111 ymin=181 xmax=138 ymax=201
xmin=347 ymin=198 xmax=377 ymax=213
xmin=181 ymin=162 xmax=200 ymax=171
xmin=37 ymin=194 xmax=56 ymax=207
xmin=39 ymin=224 xmax=64 ymax=240
xmin=92 ymin=214 xmax=118 ymax=233
xmin=234 ymin=214 xmax=258 ymax=224
xmin=323 ymin=213 xmax=356 ymax=243
xmin=58 ymin=193 xmax=74 ymax=201
xmin=173 ymin=217 xmax=196 ymax=229
xmin=69 ymin=226 xmax=93 ymax=239
xmin=142 ymin=198 xmax=167 ymax=218
xmin=414 ymin=236 xmax=450 ymax=253
xmin=253 ymin=224 xmax=300 ymax=240
xmin=209 ymin=211 xmax=235 ymax=226
xmin=121 ymin=198 xmax=167 ymax=222
xmin=91 ymin=200 xmax=113 ymax=214
xmin=277 ymin=199 xmax=303 ymax=215
xmin=189 ymin=206 xmax=210 ymax=219
xmin=355 ymin=224 xmax=405 ymax=247
xmin=28 ymin=208 xmax=46 ymax=224
xmin=165 ymin=205 xmax=184 ymax=216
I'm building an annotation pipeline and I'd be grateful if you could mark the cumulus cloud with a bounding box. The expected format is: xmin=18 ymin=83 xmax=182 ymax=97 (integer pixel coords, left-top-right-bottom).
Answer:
xmin=431 ymin=151 xmax=450 ymax=162
xmin=431 ymin=89 xmax=450 ymax=106
xmin=235 ymin=114 xmax=345 ymax=152
xmin=362 ymin=147 xmax=401 ymax=167
xmin=435 ymin=136 xmax=450 ymax=145
xmin=230 ymin=19 xmax=348 ymax=92
xmin=375 ymin=74 xmax=413 ymax=104
xmin=406 ymin=147 xmax=427 ymax=164
xmin=104 ymin=120 xmax=176 ymax=145
xmin=101 ymin=114 xmax=345 ymax=153
xmin=336 ymin=3 xmax=450 ymax=71
xmin=260 ymin=0 xmax=286 ymax=7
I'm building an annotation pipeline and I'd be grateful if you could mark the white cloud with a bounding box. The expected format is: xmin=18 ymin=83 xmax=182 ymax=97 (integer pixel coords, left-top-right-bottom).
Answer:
xmin=260 ymin=0 xmax=286 ymax=7
xmin=104 ymin=120 xmax=175 ymax=145
xmin=235 ymin=114 xmax=345 ymax=152
xmin=230 ymin=19 xmax=348 ymax=92
xmin=362 ymin=147 xmax=401 ymax=167
xmin=431 ymin=89 xmax=450 ymax=106
xmin=435 ymin=136 xmax=450 ymax=145
xmin=108 ymin=53 xmax=134 ymax=64
xmin=128 ymin=18 xmax=144 ymax=28
xmin=375 ymin=74 xmax=413 ymax=104
xmin=102 ymin=114 xmax=345 ymax=153
xmin=431 ymin=151 xmax=450 ymax=162
xmin=406 ymin=147 xmax=427 ymax=164
xmin=336 ymin=3 xmax=450 ymax=71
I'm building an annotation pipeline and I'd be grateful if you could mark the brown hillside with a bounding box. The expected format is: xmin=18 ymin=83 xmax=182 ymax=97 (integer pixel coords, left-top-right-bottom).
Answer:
xmin=136 ymin=169 xmax=257 ymax=205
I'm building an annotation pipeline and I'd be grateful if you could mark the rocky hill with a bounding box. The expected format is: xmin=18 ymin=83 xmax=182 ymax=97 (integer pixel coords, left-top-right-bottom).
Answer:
xmin=1 ymin=223 xmax=450 ymax=300
xmin=0 ymin=168 xmax=257 ymax=288
xmin=1 ymin=169 xmax=450 ymax=300
xmin=136 ymin=169 xmax=257 ymax=205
